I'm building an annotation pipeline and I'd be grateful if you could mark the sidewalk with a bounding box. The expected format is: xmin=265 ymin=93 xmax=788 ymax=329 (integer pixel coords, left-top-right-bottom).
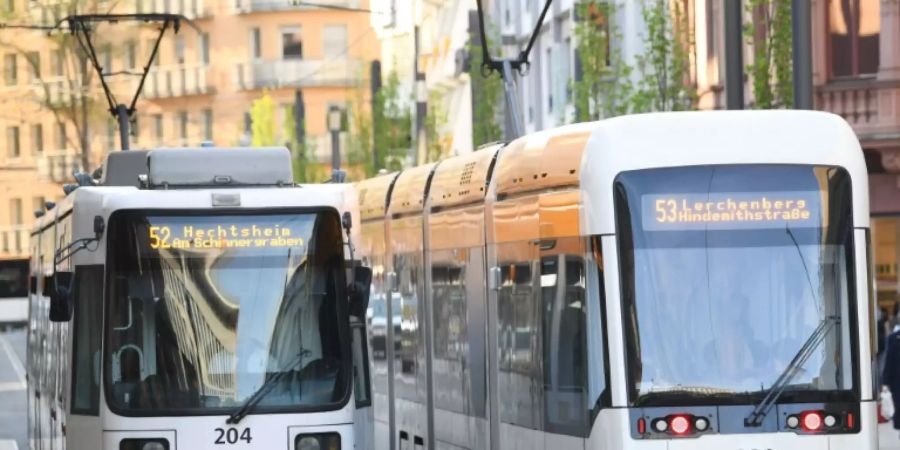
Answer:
xmin=882 ymin=422 xmax=900 ymax=450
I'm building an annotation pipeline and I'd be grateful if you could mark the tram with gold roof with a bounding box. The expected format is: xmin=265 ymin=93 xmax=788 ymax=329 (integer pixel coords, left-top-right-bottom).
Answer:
xmin=356 ymin=110 xmax=877 ymax=449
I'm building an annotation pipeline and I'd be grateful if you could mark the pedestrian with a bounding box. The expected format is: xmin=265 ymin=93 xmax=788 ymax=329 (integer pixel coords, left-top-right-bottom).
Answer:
xmin=882 ymin=323 xmax=900 ymax=435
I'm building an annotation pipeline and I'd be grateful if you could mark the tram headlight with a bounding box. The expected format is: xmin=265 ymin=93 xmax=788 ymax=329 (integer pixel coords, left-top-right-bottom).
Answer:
xmin=295 ymin=433 xmax=340 ymax=450
xmin=119 ymin=438 xmax=169 ymax=450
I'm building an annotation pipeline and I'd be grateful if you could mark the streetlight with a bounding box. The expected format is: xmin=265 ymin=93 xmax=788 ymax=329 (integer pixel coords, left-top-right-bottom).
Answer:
xmin=328 ymin=105 xmax=345 ymax=183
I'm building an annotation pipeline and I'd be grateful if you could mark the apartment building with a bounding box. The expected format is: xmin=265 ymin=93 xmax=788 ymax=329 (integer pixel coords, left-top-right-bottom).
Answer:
xmin=370 ymin=0 xmax=474 ymax=160
xmin=0 ymin=0 xmax=379 ymax=260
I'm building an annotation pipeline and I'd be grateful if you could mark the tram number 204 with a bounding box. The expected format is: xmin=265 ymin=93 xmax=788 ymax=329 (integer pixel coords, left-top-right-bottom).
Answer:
xmin=214 ymin=427 xmax=252 ymax=445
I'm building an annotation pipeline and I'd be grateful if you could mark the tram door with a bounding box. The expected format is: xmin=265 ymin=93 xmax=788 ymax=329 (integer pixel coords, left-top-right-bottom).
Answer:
xmin=389 ymin=214 xmax=430 ymax=450
xmin=427 ymin=205 xmax=490 ymax=450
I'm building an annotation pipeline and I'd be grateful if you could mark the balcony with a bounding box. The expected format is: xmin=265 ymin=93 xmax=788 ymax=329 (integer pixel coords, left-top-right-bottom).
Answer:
xmin=235 ymin=59 xmax=362 ymax=90
xmin=134 ymin=0 xmax=210 ymax=19
xmin=232 ymin=0 xmax=359 ymax=13
xmin=814 ymin=78 xmax=900 ymax=142
xmin=0 ymin=225 xmax=30 ymax=258
xmin=144 ymin=64 xmax=214 ymax=99
xmin=37 ymin=150 xmax=82 ymax=184
xmin=31 ymin=77 xmax=81 ymax=107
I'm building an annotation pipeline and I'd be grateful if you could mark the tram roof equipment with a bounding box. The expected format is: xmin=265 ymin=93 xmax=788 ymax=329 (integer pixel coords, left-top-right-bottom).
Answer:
xmin=101 ymin=147 xmax=294 ymax=189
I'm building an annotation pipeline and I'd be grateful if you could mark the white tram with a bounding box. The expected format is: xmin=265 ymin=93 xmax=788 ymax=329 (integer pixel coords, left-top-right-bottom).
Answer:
xmin=27 ymin=148 xmax=374 ymax=450
xmin=355 ymin=110 xmax=877 ymax=449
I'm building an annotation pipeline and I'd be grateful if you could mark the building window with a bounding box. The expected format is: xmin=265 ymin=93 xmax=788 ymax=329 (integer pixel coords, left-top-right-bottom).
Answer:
xmin=33 ymin=196 xmax=45 ymax=215
xmin=202 ymin=109 xmax=212 ymax=141
xmin=147 ymin=39 xmax=160 ymax=66
xmin=322 ymin=25 xmax=348 ymax=58
xmin=32 ymin=124 xmax=43 ymax=153
xmin=126 ymin=41 xmax=137 ymax=70
xmin=281 ymin=26 xmax=303 ymax=59
xmin=52 ymin=49 xmax=64 ymax=76
xmin=4 ymin=53 xmax=17 ymax=85
xmin=153 ymin=114 xmax=163 ymax=142
xmin=178 ymin=111 xmax=188 ymax=141
xmin=106 ymin=120 xmax=116 ymax=150
xmin=10 ymin=199 xmax=21 ymax=228
xmin=175 ymin=36 xmax=185 ymax=64
xmin=56 ymin=122 xmax=66 ymax=149
xmin=101 ymin=45 xmax=112 ymax=74
xmin=7 ymin=126 xmax=20 ymax=158
xmin=26 ymin=52 xmax=40 ymax=82
xmin=251 ymin=27 xmax=261 ymax=60
xmin=199 ymin=33 xmax=210 ymax=65
xmin=828 ymin=0 xmax=880 ymax=77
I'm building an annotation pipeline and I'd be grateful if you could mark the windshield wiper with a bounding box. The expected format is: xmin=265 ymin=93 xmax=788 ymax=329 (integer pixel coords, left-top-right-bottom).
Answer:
xmin=743 ymin=315 xmax=839 ymax=427
xmin=226 ymin=349 xmax=309 ymax=424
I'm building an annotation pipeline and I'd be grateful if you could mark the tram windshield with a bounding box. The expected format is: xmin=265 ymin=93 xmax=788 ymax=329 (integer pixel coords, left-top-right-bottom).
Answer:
xmin=104 ymin=210 xmax=349 ymax=414
xmin=615 ymin=165 xmax=858 ymax=406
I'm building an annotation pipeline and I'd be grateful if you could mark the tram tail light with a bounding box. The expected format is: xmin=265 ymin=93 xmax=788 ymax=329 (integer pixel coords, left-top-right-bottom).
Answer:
xmin=801 ymin=411 xmax=823 ymax=432
xmin=669 ymin=415 xmax=692 ymax=435
xmin=644 ymin=413 xmax=710 ymax=437
xmin=787 ymin=409 xmax=854 ymax=434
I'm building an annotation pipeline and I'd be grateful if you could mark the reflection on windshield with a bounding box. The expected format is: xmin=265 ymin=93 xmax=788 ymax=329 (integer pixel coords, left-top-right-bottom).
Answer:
xmin=616 ymin=165 xmax=857 ymax=406
xmin=105 ymin=212 xmax=348 ymax=413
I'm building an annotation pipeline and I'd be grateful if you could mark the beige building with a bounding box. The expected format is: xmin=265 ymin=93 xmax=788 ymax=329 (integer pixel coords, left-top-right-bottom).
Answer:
xmin=0 ymin=0 xmax=379 ymax=260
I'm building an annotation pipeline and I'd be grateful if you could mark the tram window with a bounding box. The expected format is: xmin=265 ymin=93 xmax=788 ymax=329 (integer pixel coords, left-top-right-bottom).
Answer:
xmin=351 ymin=322 xmax=371 ymax=407
xmin=431 ymin=250 xmax=469 ymax=415
xmin=392 ymin=252 xmax=426 ymax=403
xmin=496 ymin=240 xmax=543 ymax=430
xmin=105 ymin=211 xmax=350 ymax=414
xmin=72 ymin=265 xmax=103 ymax=415
xmin=541 ymin=243 xmax=589 ymax=437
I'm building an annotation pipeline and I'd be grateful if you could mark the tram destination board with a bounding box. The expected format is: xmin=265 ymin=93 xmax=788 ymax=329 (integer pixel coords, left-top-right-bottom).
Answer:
xmin=146 ymin=218 xmax=307 ymax=250
xmin=641 ymin=191 xmax=822 ymax=231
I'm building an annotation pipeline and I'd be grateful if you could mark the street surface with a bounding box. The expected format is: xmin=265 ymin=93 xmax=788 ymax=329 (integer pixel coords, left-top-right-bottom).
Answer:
xmin=0 ymin=329 xmax=26 ymax=450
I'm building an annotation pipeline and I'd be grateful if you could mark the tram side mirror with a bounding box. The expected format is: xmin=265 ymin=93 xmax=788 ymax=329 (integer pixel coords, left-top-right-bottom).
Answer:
xmin=49 ymin=271 xmax=74 ymax=322
xmin=349 ymin=266 xmax=372 ymax=319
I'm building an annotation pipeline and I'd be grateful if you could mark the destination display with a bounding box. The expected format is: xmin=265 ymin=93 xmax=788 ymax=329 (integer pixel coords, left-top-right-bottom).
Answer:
xmin=640 ymin=191 xmax=822 ymax=231
xmin=146 ymin=219 xmax=308 ymax=250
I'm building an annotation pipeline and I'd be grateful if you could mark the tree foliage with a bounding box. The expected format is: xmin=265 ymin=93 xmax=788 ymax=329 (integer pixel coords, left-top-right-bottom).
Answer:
xmin=572 ymin=0 xmax=633 ymax=121
xmin=0 ymin=0 xmax=122 ymax=171
xmin=570 ymin=0 xmax=696 ymax=120
xmin=469 ymin=23 xmax=503 ymax=147
xmin=632 ymin=0 xmax=696 ymax=112
xmin=250 ymin=91 xmax=277 ymax=147
xmin=744 ymin=0 xmax=793 ymax=108
xmin=371 ymin=71 xmax=412 ymax=173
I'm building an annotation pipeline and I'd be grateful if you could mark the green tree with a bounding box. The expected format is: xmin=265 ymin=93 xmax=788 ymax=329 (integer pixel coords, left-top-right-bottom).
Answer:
xmin=632 ymin=0 xmax=696 ymax=112
xmin=372 ymin=71 xmax=412 ymax=172
xmin=469 ymin=23 xmax=503 ymax=147
xmin=250 ymin=91 xmax=277 ymax=147
xmin=744 ymin=0 xmax=792 ymax=108
xmin=424 ymin=91 xmax=448 ymax=163
xmin=282 ymin=106 xmax=318 ymax=183
xmin=571 ymin=0 xmax=634 ymax=121
xmin=0 ymin=0 xmax=126 ymax=171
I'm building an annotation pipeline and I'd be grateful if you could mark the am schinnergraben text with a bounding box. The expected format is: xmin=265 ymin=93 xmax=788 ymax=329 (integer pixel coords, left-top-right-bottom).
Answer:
xmin=147 ymin=224 xmax=305 ymax=250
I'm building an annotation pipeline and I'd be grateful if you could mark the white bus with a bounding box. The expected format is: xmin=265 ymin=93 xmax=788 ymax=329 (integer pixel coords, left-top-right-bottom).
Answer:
xmin=27 ymin=148 xmax=374 ymax=450
xmin=0 ymin=258 xmax=29 ymax=330
xmin=355 ymin=110 xmax=877 ymax=449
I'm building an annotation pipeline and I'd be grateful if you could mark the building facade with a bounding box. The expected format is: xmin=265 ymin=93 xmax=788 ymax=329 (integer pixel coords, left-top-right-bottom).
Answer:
xmin=0 ymin=0 xmax=379 ymax=260
xmin=370 ymin=0 xmax=474 ymax=161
